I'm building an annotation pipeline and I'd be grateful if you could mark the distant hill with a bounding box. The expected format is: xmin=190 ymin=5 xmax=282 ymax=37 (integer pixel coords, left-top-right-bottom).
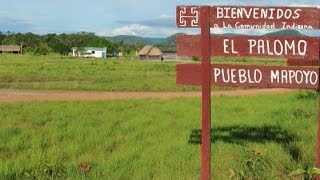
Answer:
xmin=107 ymin=30 xmax=306 ymax=46
xmin=106 ymin=33 xmax=186 ymax=47
xmin=106 ymin=35 xmax=144 ymax=44
xmin=106 ymin=35 xmax=165 ymax=45
xmin=263 ymin=29 xmax=305 ymax=36
xmin=164 ymin=33 xmax=186 ymax=45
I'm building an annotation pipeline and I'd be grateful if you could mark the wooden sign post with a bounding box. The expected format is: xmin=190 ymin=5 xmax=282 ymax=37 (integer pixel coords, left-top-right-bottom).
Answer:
xmin=176 ymin=5 xmax=320 ymax=180
xmin=199 ymin=6 xmax=211 ymax=180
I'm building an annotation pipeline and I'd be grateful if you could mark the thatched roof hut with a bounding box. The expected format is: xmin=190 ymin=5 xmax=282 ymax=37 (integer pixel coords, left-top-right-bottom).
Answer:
xmin=148 ymin=47 xmax=162 ymax=56
xmin=137 ymin=45 xmax=162 ymax=60
xmin=138 ymin=45 xmax=153 ymax=56
xmin=0 ymin=45 xmax=21 ymax=54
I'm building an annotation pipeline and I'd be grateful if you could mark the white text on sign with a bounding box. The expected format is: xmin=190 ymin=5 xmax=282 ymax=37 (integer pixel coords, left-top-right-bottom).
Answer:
xmin=223 ymin=39 xmax=307 ymax=56
xmin=213 ymin=68 xmax=318 ymax=85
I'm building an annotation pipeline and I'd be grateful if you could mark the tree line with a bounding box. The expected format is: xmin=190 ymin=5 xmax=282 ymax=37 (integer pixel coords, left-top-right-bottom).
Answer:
xmin=0 ymin=31 xmax=142 ymax=55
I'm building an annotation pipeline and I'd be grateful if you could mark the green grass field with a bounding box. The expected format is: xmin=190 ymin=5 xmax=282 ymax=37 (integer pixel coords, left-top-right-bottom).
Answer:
xmin=0 ymin=54 xmax=184 ymax=91
xmin=0 ymin=54 xmax=286 ymax=91
xmin=0 ymin=91 xmax=318 ymax=179
xmin=0 ymin=54 xmax=306 ymax=179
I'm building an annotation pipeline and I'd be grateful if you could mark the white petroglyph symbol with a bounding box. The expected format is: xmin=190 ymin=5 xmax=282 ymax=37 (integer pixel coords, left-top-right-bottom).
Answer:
xmin=179 ymin=7 xmax=199 ymax=27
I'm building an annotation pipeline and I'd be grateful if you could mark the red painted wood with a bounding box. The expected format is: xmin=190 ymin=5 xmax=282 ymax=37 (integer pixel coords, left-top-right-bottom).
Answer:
xmin=176 ymin=64 xmax=320 ymax=90
xmin=176 ymin=5 xmax=320 ymax=180
xmin=200 ymin=6 xmax=211 ymax=180
xmin=317 ymin=91 xmax=320 ymax=180
xmin=287 ymin=59 xmax=320 ymax=66
xmin=177 ymin=6 xmax=320 ymax=29
xmin=177 ymin=35 xmax=319 ymax=60
xmin=176 ymin=6 xmax=200 ymax=28
xmin=176 ymin=64 xmax=202 ymax=86
xmin=210 ymin=6 xmax=320 ymax=30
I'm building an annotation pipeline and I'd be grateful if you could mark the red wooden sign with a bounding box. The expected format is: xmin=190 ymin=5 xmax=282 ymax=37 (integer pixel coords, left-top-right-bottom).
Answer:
xmin=177 ymin=35 xmax=320 ymax=59
xmin=176 ymin=5 xmax=320 ymax=180
xmin=177 ymin=6 xmax=320 ymax=29
xmin=177 ymin=64 xmax=320 ymax=90
xmin=288 ymin=59 xmax=320 ymax=66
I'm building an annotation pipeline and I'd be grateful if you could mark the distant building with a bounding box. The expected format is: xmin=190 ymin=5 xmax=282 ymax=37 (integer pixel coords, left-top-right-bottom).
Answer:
xmin=162 ymin=50 xmax=177 ymax=60
xmin=137 ymin=45 xmax=162 ymax=60
xmin=72 ymin=47 xmax=107 ymax=58
xmin=0 ymin=45 xmax=22 ymax=54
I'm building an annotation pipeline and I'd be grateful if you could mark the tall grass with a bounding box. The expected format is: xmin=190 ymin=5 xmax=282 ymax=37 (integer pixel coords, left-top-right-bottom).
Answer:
xmin=0 ymin=54 xmax=285 ymax=91
xmin=0 ymin=91 xmax=318 ymax=179
xmin=0 ymin=54 xmax=194 ymax=91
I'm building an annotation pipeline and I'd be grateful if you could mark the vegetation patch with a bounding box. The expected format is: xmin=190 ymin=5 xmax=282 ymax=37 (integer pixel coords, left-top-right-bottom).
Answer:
xmin=0 ymin=54 xmax=286 ymax=91
xmin=0 ymin=91 xmax=318 ymax=179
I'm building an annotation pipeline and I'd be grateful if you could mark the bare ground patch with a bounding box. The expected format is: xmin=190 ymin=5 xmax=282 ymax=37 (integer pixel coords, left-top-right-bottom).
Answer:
xmin=0 ymin=88 xmax=295 ymax=103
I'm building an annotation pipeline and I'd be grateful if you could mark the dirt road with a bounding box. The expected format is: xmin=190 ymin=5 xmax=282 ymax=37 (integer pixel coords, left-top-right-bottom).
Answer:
xmin=0 ymin=88 xmax=295 ymax=103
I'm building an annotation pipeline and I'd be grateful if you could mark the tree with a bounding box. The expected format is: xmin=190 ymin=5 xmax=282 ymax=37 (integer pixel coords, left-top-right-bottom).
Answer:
xmin=0 ymin=31 xmax=120 ymax=56
xmin=73 ymin=47 xmax=86 ymax=57
xmin=33 ymin=43 xmax=53 ymax=55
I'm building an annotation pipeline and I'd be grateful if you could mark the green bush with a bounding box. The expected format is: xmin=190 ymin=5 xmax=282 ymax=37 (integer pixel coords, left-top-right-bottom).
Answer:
xmin=33 ymin=43 xmax=53 ymax=55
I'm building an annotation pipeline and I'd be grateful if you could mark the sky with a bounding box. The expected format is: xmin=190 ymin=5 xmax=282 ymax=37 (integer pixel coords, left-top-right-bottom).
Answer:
xmin=0 ymin=0 xmax=319 ymax=37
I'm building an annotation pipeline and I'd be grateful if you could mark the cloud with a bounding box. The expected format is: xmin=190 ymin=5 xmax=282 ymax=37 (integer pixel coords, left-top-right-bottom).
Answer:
xmin=112 ymin=24 xmax=169 ymax=37
xmin=210 ymin=28 xmax=272 ymax=35
xmin=207 ymin=0 xmax=317 ymax=6
xmin=111 ymin=23 xmax=198 ymax=37
xmin=112 ymin=24 xmax=151 ymax=36
xmin=0 ymin=17 xmax=35 ymax=32
xmin=112 ymin=14 xmax=179 ymax=37
xmin=299 ymin=30 xmax=320 ymax=37
xmin=116 ymin=15 xmax=175 ymax=28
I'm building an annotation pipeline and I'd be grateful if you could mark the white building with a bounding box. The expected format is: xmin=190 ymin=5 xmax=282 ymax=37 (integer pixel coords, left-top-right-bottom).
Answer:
xmin=72 ymin=47 xmax=107 ymax=58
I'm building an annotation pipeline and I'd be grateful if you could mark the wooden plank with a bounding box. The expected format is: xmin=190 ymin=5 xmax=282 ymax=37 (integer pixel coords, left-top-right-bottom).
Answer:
xmin=199 ymin=6 xmax=211 ymax=180
xmin=177 ymin=6 xmax=320 ymax=29
xmin=287 ymin=59 xmax=320 ymax=66
xmin=177 ymin=35 xmax=319 ymax=59
xmin=317 ymin=90 xmax=320 ymax=180
xmin=176 ymin=6 xmax=200 ymax=28
xmin=176 ymin=64 xmax=320 ymax=90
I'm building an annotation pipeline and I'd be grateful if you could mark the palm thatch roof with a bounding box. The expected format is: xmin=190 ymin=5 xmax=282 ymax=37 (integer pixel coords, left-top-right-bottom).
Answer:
xmin=148 ymin=47 xmax=162 ymax=56
xmin=138 ymin=45 xmax=162 ymax=56
xmin=137 ymin=45 xmax=152 ymax=56
xmin=0 ymin=45 xmax=21 ymax=52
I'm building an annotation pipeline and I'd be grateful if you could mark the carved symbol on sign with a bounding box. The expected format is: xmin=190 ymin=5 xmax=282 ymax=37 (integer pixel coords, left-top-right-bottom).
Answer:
xmin=178 ymin=7 xmax=199 ymax=27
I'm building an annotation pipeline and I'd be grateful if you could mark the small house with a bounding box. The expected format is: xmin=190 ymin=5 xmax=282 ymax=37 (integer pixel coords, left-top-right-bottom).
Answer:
xmin=137 ymin=45 xmax=163 ymax=60
xmin=0 ymin=45 xmax=22 ymax=54
xmin=162 ymin=50 xmax=177 ymax=60
xmin=72 ymin=47 xmax=107 ymax=58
